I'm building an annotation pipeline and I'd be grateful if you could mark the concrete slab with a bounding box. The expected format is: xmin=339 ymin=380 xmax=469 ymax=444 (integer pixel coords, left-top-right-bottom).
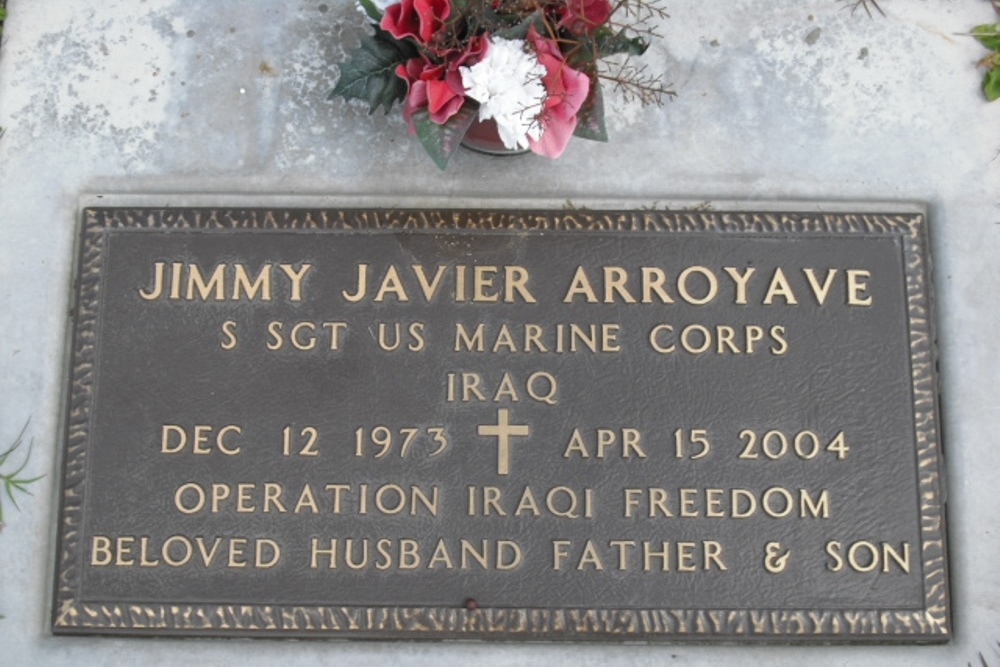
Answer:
xmin=0 ymin=0 xmax=997 ymax=665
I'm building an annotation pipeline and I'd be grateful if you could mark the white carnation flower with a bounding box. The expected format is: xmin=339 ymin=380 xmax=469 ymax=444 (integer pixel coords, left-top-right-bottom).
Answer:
xmin=460 ymin=37 xmax=547 ymax=150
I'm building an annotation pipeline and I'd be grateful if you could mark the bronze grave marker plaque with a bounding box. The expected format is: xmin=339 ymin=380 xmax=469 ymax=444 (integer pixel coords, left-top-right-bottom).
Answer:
xmin=53 ymin=206 xmax=949 ymax=641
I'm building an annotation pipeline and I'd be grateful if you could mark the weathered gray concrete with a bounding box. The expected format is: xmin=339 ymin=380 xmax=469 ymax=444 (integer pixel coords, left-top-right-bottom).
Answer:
xmin=0 ymin=0 xmax=997 ymax=665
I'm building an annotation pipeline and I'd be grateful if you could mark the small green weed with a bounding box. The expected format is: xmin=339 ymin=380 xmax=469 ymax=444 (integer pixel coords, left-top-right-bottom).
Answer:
xmin=972 ymin=23 xmax=1000 ymax=101
xmin=0 ymin=423 xmax=43 ymax=531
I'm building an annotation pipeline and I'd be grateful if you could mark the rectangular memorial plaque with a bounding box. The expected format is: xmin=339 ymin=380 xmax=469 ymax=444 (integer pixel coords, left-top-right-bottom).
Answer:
xmin=53 ymin=205 xmax=949 ymax=641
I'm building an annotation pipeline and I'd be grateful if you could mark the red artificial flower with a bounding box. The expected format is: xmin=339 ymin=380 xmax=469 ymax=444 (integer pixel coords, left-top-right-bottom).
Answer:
xmin=395 ymin=35 xmax=488 ymax=130
xmin=382 ymin=0 xmax=451 ymax=45
xmin=558 ymin=0 xmax=612 ymax=34
xmin=526 ymin=26 xmax=590 ymax=158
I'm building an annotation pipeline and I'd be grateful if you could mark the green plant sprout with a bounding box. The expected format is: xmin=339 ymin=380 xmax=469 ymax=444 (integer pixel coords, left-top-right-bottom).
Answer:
xmin=971 ymin=22 xmax=1000 ymax=101
xmin=0 ymin=422 xmax=43 ymax=531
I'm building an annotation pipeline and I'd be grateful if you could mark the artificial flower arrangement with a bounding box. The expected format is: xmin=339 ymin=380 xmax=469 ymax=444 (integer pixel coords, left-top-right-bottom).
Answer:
xmin=330 ymin=0 xmax=671 ymax=168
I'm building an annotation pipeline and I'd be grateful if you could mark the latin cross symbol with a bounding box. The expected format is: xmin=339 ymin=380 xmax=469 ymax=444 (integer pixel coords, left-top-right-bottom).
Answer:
xmin=477 ymin=408 xmax=530 ymax=476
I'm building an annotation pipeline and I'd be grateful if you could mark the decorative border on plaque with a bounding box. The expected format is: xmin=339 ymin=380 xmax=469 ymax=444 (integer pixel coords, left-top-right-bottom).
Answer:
xmin=55 ymin=603 xmax=947 ymax=639
xmin=53 ymin=207 xmax=949 ymax=640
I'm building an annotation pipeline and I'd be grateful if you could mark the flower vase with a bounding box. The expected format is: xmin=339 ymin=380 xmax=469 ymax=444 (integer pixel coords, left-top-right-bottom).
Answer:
xmin=461 ymin=118 xmax=530 ymax=156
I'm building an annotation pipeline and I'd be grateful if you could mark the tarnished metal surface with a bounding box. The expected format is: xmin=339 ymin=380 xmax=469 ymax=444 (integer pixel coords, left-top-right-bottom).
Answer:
xmin=52 ymin=207 xmax=948 ymax=641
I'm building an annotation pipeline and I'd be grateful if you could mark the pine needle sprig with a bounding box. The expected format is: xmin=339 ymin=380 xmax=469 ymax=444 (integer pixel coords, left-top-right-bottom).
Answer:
xmin=599 ymin=58 xmax=675 ymax=106
xmin=839 ymin=0 xmax=885 ymax=18
xmin=615 ymin=0 xmax=669 ymax=25
xmin=605 ymin=0 xmax=667 ymax=42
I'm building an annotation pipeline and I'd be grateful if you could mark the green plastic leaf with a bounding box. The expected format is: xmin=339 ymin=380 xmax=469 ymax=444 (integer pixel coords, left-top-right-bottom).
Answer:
xmin=412 ymin=103 xmax=479 ymax=169
xmin=567 ymin=29 xmax=649 ymax=69
xmin=973 ymin=23 xmax=1000 ymax=51
xmin=494 ymin=9 xmax=546 ymax=40
xmin=358 ymin=0 xmax=384 ymax=21
xmin=984 ymin=66 xmax=1000 ymax=102
xmin=574 ymin=81 xmax=608 ymax=142
xmin=330 ymin=26 xmax=418 ymax=114
xmin=594 ymin=28 xmax=649 ymax=59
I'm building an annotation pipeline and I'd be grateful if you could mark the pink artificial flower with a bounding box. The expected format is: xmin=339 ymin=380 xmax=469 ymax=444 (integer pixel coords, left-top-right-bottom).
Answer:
xmin=382 ymin=0 xmax=450 ymax=45
xmin=558 ymin=0 xmax=612 ymax=34
xmin=395 ymin=35 xmax=488 ymax=131
xmin=526 ymin=26 xmax=591 ymax=158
